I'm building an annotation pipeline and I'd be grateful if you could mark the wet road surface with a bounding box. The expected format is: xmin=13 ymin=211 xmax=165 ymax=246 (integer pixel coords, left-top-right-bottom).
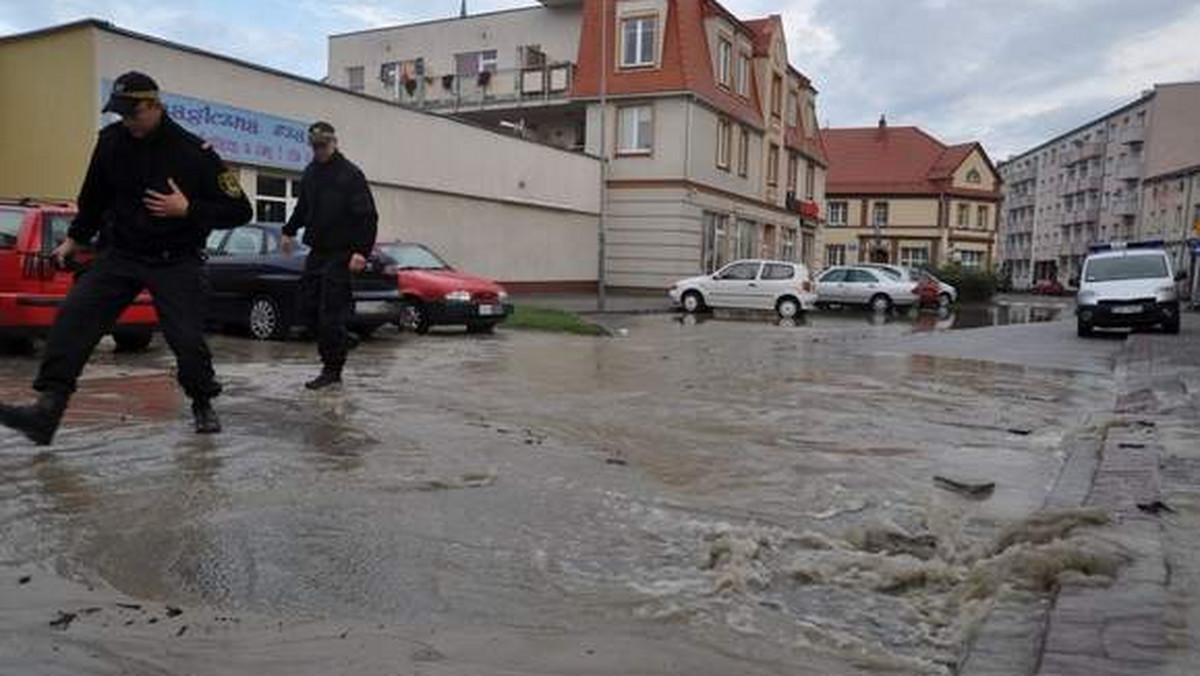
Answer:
xmin=0 ymin=303 xmax=1140 ymax=674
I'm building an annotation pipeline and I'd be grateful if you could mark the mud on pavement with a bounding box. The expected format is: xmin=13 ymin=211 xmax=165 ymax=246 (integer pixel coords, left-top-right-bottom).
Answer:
xmin=0 ymin=312 xmax=1144 ymax=674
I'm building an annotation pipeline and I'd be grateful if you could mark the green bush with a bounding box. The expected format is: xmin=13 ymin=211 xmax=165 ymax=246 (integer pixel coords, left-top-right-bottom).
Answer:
xmin=925 ymin=262 xmax=999 ymax=303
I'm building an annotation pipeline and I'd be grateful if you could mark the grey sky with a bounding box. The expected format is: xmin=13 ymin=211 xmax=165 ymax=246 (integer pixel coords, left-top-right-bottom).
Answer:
xmin=2 ymin=0 xmax=1198 ymax=159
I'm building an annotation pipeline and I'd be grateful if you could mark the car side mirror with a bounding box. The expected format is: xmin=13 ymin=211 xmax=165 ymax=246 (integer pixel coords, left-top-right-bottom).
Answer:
xmin=1068 ymin=278 xmax=1079 ymax=287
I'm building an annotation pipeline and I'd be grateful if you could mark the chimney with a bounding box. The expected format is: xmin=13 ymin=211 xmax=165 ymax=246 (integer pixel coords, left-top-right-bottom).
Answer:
xmin=460 ymin=0 xmax=467 ymax=18
xmin=878 ymin=114 xmax=887 ymax=129
xmin=876 ymin=114 xmax=887 ymax=140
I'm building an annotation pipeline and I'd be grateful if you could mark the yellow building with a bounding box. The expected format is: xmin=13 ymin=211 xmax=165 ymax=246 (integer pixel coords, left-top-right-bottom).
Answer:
xmin=820 ymin=119 xmax=1001 ymax=270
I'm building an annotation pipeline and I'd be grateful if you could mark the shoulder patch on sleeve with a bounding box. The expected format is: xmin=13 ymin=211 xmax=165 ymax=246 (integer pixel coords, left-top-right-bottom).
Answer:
xmin=218 ymin=169 xmax=244 ymax=198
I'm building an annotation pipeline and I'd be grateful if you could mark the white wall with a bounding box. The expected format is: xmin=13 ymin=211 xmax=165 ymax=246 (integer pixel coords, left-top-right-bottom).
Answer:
xmin=94 ymin=28 xmax=601 ymax=284
xmin=328 ymin=6 xmax=583 ymax=99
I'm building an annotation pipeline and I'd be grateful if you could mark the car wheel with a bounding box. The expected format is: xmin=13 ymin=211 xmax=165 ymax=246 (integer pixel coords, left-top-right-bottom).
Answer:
xmin=869 ymin=294 xmax=892 ymax=313
xmin=938 ymin=293 xmax=952 ymax=309
xmin=0 ymin=336 xmax=35 ymax=355
xmin=353 ymin=324 xmax=380 ymax=340
xmin=249 ymin=296 xmax=287 ymax=340
xmin=1163 ymin=316 xmax=1181 ymax=335
xmin=401 ymin=301 xmax=431 ymax=335
xmin=681 ymin=290 xmax=706 ymax=314
xmin=111 ymin=328 xmax=153 ymax=352
xmin=776 ymin=296 xmax=801 ymax=319
xmin=1077 ymin=319 xmax=1094 ymax=338
xmin=467 ymin=322 xmax=497 ymax=335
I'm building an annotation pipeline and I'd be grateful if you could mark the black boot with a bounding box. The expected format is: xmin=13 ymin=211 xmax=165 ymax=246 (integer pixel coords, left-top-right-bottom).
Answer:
xmin=192 ymin=399 xmax=222 ymax=435
xmin=304 ymin=367 xmax=343 ymax=391
xmin=0 ymin=392 xmax=69 ymax=446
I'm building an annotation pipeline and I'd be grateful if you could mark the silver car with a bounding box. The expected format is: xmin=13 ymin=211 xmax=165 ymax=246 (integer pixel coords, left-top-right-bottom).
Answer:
xmin=1074 ymin=244 xmax=1186 ymax=336
xmin=815 ymin=266 xmax=919 ymax=312
xmin=861 ymin=264 xmax=958 ymax=307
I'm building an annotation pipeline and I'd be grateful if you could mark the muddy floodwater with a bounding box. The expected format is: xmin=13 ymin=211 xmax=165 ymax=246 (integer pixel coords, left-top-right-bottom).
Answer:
xmin=0 ymin=305 xmax=1134 ymax=675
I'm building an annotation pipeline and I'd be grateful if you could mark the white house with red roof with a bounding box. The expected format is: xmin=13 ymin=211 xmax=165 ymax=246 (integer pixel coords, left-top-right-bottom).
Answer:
xmin=329 ymin=0 xmax=829 ymax=289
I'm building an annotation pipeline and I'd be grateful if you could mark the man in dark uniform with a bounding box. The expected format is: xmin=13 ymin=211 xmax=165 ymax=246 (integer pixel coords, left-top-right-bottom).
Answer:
xmin=281 ymin=121 xmax=378 ymax=390
xmin=0 ymin=72 xmax=252 ymax=446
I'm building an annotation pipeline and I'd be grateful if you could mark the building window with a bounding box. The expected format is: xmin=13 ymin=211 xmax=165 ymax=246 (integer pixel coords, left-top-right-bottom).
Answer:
xmin=618 ymin=105 xmax=654 ymax=154
xmin=805 ymin=160 xmax=816 ymax=199
xmin=255 ymin=173 xmax=300 ymax=223
xmin=828 ymin=201 xmax=848 ymax=226
xmin=957 ymin=203 xmax=970 ymax=227
xmin=717 ymin=118 xmax=732 ymax=170
xmin=872 ymin=202 xmax=889 ymax=227
xmin=702 ymin=211 xmax=730 ymax=273
xmin=900 ymin=247 xmax=929 ymax=268
xmin=736 ymin=53 xmax=750 ymax=97
xmin=621 ymin=16 xmax=657 ymax=68
xmin=826 ymin=244 xmax=847 ymax=267
xmin=781 ymin=227 xmax=797 ymax=262
xmin=977 ymin=205 xmax=989 ymax=229
xmin=735 ymin=219 xmax=758 ymax=260
xmin=737 ymin=126 xmax=749 ymax=177
xmin=346 ymin=66 xmax=365 ymax=92
xmin=787 ymin=154 xmax=798 ymax=193
xmin=717 ymin=37 xmax=733 ymax=88
xmin=966 ymin=168 xmax=982 ymax=184
xmin=960 ymin=251 xmax=984 ymax=269
xmin=770 ymin=74 xmax=783 ymax=119
xmin=788 ymin=91 xmax=800 ymax=127
xmin=767 ymin=144 xmax=780 ymax=186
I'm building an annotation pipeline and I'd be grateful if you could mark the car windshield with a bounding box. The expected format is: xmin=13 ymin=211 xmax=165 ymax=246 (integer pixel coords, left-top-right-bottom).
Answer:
xmin=380 ymin=244 xmax=450 ymax=270
xmin=1084 ymin=255 xmax=1168 ymax=283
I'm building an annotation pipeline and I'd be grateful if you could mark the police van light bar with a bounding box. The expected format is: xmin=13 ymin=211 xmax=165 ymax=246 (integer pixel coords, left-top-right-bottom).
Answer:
xmin=1089 ymin=239 xmax=1166 ymax=253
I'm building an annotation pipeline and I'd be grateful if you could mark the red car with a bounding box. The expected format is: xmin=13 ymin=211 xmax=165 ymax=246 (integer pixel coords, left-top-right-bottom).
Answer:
xmin=0 ymin=198 xmax=157 ymax=351
xmin=376 ymin=241 xmax=512 ymax=334
xmin=1032 ymin=279 xmax=1065 ymax=296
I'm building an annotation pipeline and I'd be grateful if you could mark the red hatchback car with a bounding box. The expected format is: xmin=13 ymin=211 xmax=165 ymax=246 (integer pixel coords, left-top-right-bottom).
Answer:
xmin=0 ymin=199 xmax=157 ymax=351
xmin=376 ymin=241 xmax=513 ymax=334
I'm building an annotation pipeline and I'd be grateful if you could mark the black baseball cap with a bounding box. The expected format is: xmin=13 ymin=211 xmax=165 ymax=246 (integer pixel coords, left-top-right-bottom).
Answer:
xmin=307 ymin=121 xmax=337 ymax=145
xmin=103 ymin=71 xmax=160 ymax=116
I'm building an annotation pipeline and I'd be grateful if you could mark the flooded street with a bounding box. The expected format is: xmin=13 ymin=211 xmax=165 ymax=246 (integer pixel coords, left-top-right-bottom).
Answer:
xmin=0 ymin=304 xmax=1151 ymax=674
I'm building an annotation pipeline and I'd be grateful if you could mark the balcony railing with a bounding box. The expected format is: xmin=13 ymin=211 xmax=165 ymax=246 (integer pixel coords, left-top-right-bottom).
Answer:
xmin=1006 ymin=193 xmax=1036 ymax=209
xmin=1111 ymin=195 xmax=1140 ymax=217
xmin=1060 ymin=204 xmax=1101 ymax=225
xmin=1118 ymin=125 xmax=1147 ymax=145
xmin=391 ymin=63 xmax=576 ymax=112
xmin=1060 ymin=175 xmax=1102 ymax=195
xmin=1115 ymin=158 xmax=1144 ymax=181
xmin=1060 ymin=142 xmax=1104 ymax=167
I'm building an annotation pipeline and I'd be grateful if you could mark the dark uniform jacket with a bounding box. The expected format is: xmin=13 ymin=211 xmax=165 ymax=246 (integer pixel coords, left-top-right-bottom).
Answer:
xmin=282 ymin=151 xmax=378 ymax=257
xmin=68 ymin=115 xmax=252 ymax=257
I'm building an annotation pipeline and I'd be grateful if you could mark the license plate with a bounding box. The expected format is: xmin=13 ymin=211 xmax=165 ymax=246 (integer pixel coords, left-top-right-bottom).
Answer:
xmin=478 ymin=304 xmax=499 ymax=317
xmin=1112 ymin=305 xmax=1142 ymax=315
xmin=355 ymin=301 xmax=394 ymax=315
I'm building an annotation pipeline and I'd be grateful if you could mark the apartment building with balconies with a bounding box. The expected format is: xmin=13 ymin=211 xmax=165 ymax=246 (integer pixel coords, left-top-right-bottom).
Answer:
xmin=998 ymin=81 xmax=1200 ymax=289
xmin=327 ymin=0 xmax=829 ymax=290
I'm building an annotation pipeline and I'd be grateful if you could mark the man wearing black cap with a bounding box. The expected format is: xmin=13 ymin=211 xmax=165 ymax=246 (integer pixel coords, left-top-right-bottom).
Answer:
xmin=0 ymin=72 xmax=252 ymax=446
xmin=281 ymin=121 xmax=378 ymax=390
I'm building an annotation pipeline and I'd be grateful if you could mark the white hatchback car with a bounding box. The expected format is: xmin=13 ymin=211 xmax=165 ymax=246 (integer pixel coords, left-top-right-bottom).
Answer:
xmin=815 ymin=266 xmax=919 ymax=312
xmin=669 ymin=259 xmax=817 ymax=319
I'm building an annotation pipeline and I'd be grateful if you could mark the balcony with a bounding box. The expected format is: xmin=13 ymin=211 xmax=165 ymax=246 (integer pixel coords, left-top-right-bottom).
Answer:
xmin=1006 ymin=166 xmax=1038 ymax=185
xmin=402 ymin=63 xmax=576 ymax=112
xmin=1118 ymin=125 xmax=1147 ymax=145
xmin=1006 ymin=192 xmax=1036 ymax=210
xmin=1060 ymin=175 xmax=1102 ymax=195
xmin=1060 ymin=204 xmax=1100 ymax=225
xmin=785 ymin=192 xmax=821 ymax=220
xmin=1060 ymin=142 xmax=1104 ymax=167
xmin=1111 ymin=195 xmax=1140 ymax=217
xmin=1115 ymin=158 xmax=1144 ymax=181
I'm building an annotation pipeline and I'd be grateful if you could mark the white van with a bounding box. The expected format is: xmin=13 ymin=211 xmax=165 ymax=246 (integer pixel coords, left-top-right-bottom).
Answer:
xmin=1074 ymin=243 xmax=1186 ymax=337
